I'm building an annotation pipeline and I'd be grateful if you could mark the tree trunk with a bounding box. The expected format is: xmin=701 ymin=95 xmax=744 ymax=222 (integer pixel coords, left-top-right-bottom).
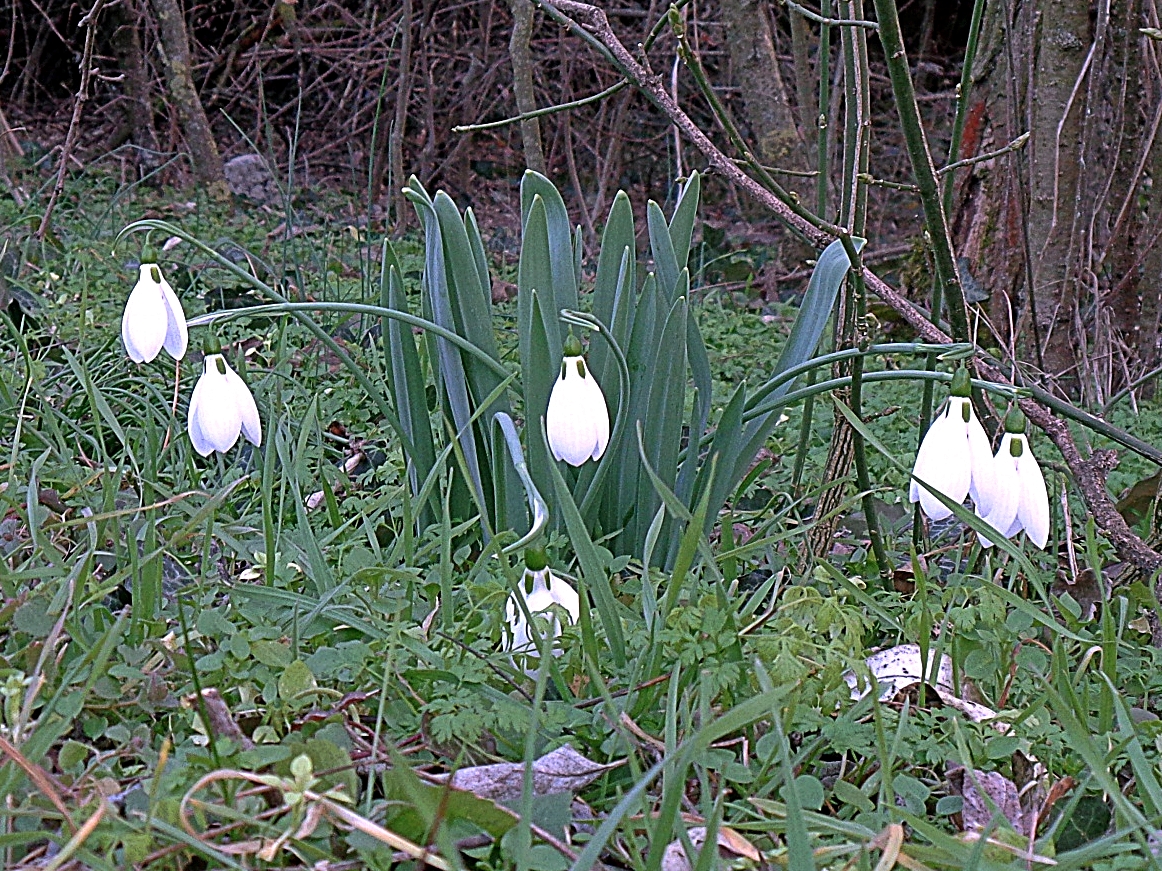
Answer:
xmin=508 ymin=0 xmax=545 ymax=174
xmin=107 ymin=0 xmax=160 ymax=171
xmin=719 ymin=0 xmax=801 ymax=168
xmin=149 ymin=0 xmax=226 ymax=191
xmin=1026 ymin=0 xmax=1089 ymax=386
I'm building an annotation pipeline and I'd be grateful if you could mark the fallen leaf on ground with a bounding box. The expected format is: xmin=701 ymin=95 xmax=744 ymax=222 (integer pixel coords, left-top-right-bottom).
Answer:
xmin=427 ymin=745 xmax=620 ymax=803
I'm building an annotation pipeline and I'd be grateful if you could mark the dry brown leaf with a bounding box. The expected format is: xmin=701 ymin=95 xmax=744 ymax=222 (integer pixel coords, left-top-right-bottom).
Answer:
xmin=428 ymin=745 xmax=620 ymax=803
xmin=659 ymin=826 xmax=762 ymax=871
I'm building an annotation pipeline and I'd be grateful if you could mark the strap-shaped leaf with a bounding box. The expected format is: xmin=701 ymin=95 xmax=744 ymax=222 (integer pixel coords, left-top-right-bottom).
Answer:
xmin=672 ymin=294 xmax=712 ymax=510
xmin=381 ymin=250 xmax=437 ymax=518
xmin=405 ymin=181 xmax=486 ymax=515
xmin=432 ymin=192 xmax=501 ymax=362
xmin=647 ymin=199 xmax=680 ymax=300
xmin=520 ymin=171 xmax=578 ymax=329
xmin=633 ymin=296 xmax=688 ymax=547
xmin=603 ymin=273 xmax=658 ymax=536
xmin=519 ymin=290 xmax=555 ymax=500
xmin=518 ymin=195 xmax=564 ymax=371
xmin=668 ymin=171 xmax=700 ymax=272
xmin=543 ymin=429 xmax=627 ymax=666
xmin=764 ymin=237 xmax=866 ymax=404
xmin=590 ymin=191 xmax=636 ymax=386
xmin=433 ymin=192 xmax=520 ymax=525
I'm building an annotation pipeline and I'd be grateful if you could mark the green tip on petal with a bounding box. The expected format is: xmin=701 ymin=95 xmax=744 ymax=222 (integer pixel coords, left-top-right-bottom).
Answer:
xmin=1003 ymin=406 xmax=1027 ymax=434
xmin=202 ymin=333 xmax=223 ymax=356
xmin=563 ymin=334 xmax=583 ymax=357
xmin=523 ymin=545 xmax=549 ymax=572
xmin=949 ymin=366 xmax=972 ymax=398
xmin=1009 ymin=436 xmax=1024 ymax=458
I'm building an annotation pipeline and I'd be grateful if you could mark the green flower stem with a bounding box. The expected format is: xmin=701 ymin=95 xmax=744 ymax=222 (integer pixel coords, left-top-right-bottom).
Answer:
xmin=791 ymin=368 xmax=816 ymax=495
xmin=115 ymin=220 xmax=420 ymax=460
xmin=743 ymin=370 xmax=1019 ymax=425
xmin=1024 ymin=384 xmax=1162 ymax=466
xmin=186 ymin=301 xmax=511 ymax=380
xmin=743 ymin=369 xmax=1162 ymax=467
xmin=746 ymin=341 xmax=973 ymax=411
xmin=871 ymin=0 xmax=969 ymax=341
xmin=493 ymin=412 xmax=550 ymax=554
xmin=840 ymin=237 xmax=890 ymax=585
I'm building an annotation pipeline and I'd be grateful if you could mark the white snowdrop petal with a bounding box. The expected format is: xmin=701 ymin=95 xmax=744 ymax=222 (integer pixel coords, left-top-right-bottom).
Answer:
xmin=584 ymin=376 xmax=610 ymax=460
xmin=912 ymin=406 xmax=970 ymax=521
xmin=186 ymin=374 xmax=215 ymax=456
xmin=159 ymin=276 xmax=188 ymax=360
xmin=504 ymin=567 xmax=580 ymax=676
xmin=121 ymin=276 xmax=168 ymax=363
xmin=546 ymin=356 xmax=609 ymax=466
xmin=966 ymin=405 xmax=997 ymax=516
xmin=547 ymin=575 xmax=581 ymax=623
xmin=977 ymin=434 xmax=1021 ymax=547
xmin=225 ymin=366 xmax=262 ymax=447
xmin=188 ymin=358 xmax=243 ymax=454
xmin=1015 ymin=441 xmax=1050 ymax=548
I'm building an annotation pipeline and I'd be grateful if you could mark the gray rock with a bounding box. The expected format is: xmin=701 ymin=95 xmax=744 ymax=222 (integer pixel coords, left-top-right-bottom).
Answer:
xmin=223 ymin=154 xmax=282 ymax=204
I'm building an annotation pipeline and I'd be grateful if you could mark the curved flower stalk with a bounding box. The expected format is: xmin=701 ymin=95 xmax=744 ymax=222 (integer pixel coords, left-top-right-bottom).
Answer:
xmin=504 ymin=547 xmax=580 ymax=675
xmin=909 ymin=367 xmax=997 ymax=521
xmin=546 ymin=335 xmax=610 ymax=466
xmin=121 ymin=259 xmax=188 ymax=363
xmin=187 ymin=340 xmax=262 ymax=456
xmin=977 ymin=408 xmax=1050 ymax=549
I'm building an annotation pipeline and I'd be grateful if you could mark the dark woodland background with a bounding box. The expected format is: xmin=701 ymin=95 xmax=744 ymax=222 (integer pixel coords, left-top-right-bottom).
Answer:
xmin=1 ymin=0 xmax=1159 ymax=404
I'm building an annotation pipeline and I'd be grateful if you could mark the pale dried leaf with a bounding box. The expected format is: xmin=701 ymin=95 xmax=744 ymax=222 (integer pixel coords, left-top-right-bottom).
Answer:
xmin=660 ymin=826 xmax=762 ymax=871
xmin=430 ymin=745 xmax=620 ymax=803
xmin=950 ymin=768 xmax=1029 ymax=837
xmin=846 ymin=643 xmax=955 ymax=701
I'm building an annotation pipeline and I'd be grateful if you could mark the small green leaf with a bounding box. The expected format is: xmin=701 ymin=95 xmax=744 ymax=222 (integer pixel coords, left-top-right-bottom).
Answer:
xmin=13 ymin=598 xmax=54 ymax=637
xmin=277 ymin=660 xmax=317 ymax=700
xmin=250 ymin=639 xmax=293 ymax=668
xmin=57 ymin=740 xmax=89 ymax=772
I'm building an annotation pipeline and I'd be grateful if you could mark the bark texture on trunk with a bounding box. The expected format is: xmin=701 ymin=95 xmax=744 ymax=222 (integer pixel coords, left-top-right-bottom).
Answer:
xmin=508 ymin=0 xmax=546 ymax=175
xmin=1027 ymin=0 xmax=1089 ymax=385
xmin=719 ymin=0 xmax=800 ymax=168
xmin=108 ymin=0 xmax=160 ymax=169
xmin=149 ymin=0 xmax=226 ymax=191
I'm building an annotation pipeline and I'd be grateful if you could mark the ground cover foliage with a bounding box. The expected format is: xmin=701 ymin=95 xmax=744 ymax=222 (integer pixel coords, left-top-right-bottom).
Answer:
xmin=1 ymin=156 xmax=1162 ymax=871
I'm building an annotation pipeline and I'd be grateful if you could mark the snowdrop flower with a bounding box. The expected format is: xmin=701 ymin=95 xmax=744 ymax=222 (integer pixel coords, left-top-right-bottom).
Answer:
xmin=187 ymin=344 xmax=262 ymax=456
xmin=546 ymin=335 xmax=610 ymax=466
xmin=504 ymin=548 xmax=580 ymax=673
xmin=121 ymin=260 xmax=188 ymax=363
xmin=977 ymin=408 xmax=1050 ymax=549
xmin=909 ymin=368 xmax=997 ymax=521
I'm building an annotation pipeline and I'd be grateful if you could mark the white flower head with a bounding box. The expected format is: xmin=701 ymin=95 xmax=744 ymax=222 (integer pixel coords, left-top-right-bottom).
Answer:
xmin=977 ymin=409 xmax=1050 ymax=549
xmin=504 ymin=550 xmax=580 ymax=675
xmin=121 ymin=261 xmax=188 ymax=363
xmin=546 ymin=336 xmax=610 ymax=466
xmin=187 ymin=350 xmax=262 ymax=456
xmin=909 ymin=370 xmax=997 ymax=521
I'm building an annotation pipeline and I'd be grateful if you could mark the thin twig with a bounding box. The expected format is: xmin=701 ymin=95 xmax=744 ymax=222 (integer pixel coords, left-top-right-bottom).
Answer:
xmin=454 ymin=81 xmax=629 ymax=133
xmin=781 ymin=0 xmax=880 ymax=28
xmin=937 ymin=131 xmax=1029 ymax=175
xmin=37 ymin=0 xmax=107 ymax=239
